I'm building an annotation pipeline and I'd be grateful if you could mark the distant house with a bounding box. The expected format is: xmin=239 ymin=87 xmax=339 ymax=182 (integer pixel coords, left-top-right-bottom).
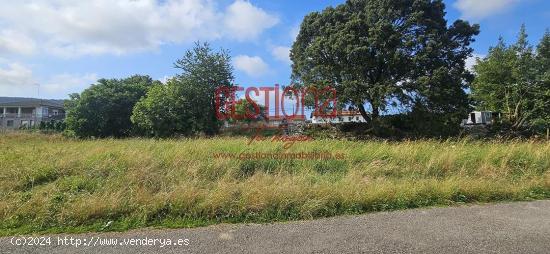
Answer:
xmin=0 ymin=97 xmax=65 ymax=129
xmin=311 ymin=110 xmax=367 ymax=124
xmin=461 ymin=111 xmax=500 ymax=126
xmin=265 ymin=115 xmax=306 ymax=127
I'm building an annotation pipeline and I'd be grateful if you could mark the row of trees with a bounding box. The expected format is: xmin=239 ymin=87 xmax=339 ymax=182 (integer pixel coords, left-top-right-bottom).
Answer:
xmin=65 ymin=75 xmax=159 ymax=137
xmin=65 ymin=43 xmax=233 ymax=138
xmin=473 ymin=26 xmax=549 ymax=134
xmin=64 ymin=0 xmax=548 ymax=138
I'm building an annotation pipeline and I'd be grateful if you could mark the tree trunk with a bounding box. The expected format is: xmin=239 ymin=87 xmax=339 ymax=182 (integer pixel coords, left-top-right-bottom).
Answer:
xmin=372 ymin=106 xmax=380 ymax=119
xmin=358 ymin=104 xmax=372 ymax=123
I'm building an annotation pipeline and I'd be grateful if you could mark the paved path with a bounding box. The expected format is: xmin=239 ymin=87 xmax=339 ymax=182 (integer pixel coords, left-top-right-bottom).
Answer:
xmin=2 ymin=200 xmax=550 ymax=254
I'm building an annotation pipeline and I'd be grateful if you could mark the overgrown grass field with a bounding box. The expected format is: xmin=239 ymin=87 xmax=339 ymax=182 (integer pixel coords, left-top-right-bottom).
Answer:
xmin=1 ymin=133 xmax=549 ymax=236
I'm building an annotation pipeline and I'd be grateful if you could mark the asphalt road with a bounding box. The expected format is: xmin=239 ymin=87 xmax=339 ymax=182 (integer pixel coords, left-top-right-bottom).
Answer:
xmin=2 ymin=200 xmax=550 ymax=254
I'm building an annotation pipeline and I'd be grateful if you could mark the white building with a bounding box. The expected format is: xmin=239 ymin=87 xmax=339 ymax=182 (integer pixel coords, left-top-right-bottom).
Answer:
xmin=462 ymin=111 xmax=499 ymax=126
xmin=311 ymin=110 xmax=367 ymax=124
xmin=265 ymin=115 xmax=306 ymax=127
xmin=0 ymin=97 xmax=65 ymax=129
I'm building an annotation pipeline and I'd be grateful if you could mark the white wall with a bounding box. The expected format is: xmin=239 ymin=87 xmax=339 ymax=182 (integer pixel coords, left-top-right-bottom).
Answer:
xmin=312 ymin=115 xmax=367 ymax=124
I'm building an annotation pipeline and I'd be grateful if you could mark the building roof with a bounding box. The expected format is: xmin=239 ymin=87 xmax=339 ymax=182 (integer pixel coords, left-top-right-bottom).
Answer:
xmin=0 ymin=97 xmax=65 ymax=108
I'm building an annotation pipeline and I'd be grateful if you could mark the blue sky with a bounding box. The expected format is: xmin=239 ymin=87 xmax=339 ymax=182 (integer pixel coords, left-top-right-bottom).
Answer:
xmin=0 ymin=0 xmax=548 ymax=99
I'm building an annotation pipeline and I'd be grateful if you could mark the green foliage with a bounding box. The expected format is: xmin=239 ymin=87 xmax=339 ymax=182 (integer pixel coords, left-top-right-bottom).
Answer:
xmin=532 ymin=30 xmax=550 ymax=134
xmin=472 ymin=26 xmax=550 ymax=134
xmin=231 ymin=99 xmax=266 ymax=124
xmin=306 ymin=113 xmax=465 ymax=140
xmin=38 ymin=120 xmax=66 ymax=132
xmin=291 ymin=0 xmax=479 ymax=129
xmin=65 ymin=75 xmax=159 ymax=138
xmin=131 ymin=79 xmax=196 ymax=137
xmin=132 ymin=42 xmax=234 ymax=137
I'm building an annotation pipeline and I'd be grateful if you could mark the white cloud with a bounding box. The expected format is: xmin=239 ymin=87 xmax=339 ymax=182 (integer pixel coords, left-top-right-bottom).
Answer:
xmin=0 ymin=63 xmax=97 ymax=98
xmin=224 ymin=0 xmax=279 ymax=41
xmin=454 ymin=0 xmax=520 ymax=20
xmin=465 ymin=53 xmax=485 ymax=72
xmin=0 ymin=0 xmax=278 ymax=57
xmin=0 ymin=30 xmax=36 ymax=55
xmin=233 ymin=55 xmax=269 ymax=77
xmin=42 ymin=73 xmax=98 ymax=97
xmin=0 ymin=63 xmax=35 ymax=88
xmin=271 ymin=46 xmax=291 ymax=65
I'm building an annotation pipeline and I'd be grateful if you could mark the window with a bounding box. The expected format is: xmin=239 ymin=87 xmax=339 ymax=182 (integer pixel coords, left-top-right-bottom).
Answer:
xmin=21 ymin=108 xmax=34 ymax=114
xmin=348 ymin=117 xmax=352 ymax=121
xmin=356 ymin=116 xmax=360 ymax=121
xmin=7 ymin=120 xmax=14 ymax=127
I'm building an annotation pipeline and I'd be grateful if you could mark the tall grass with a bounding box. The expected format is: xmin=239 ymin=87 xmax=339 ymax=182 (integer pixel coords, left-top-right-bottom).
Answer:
xmin=0 ymin=133 xmax=549 ymax=236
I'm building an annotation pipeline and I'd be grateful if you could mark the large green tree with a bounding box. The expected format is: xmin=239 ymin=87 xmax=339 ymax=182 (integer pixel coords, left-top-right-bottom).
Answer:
xmin=65 ymin=75 xmax=158 ymax=138
xmin=472 ymin=26 xmax=549 ymax=133
xmin=132 ymin=42 xmax=234 ymax=137
xmin=291 ymin=0 xmax=479 ymax=126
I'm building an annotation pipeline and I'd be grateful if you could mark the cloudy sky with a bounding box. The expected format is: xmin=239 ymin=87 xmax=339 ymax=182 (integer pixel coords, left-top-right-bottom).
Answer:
xmin=0 ymin=0 xmax=549 ymax=99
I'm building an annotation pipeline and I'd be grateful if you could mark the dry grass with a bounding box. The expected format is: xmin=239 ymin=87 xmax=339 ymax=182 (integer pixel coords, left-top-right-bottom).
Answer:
xmin=0 ymin=132 xmax=549 ymax=235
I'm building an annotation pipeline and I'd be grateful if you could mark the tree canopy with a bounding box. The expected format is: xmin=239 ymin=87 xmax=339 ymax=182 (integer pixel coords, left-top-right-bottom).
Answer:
xmin=132 ymin=42 xmax=234 ymax=137
xmin=65 ymin=75 xmax=158 ymax=138
xmin=472 ymin=26 xmax=550 ymax=134
xmin=231 ymin=98 xmax=267 ymax=124
xmin=291 ymin=0 xmax=479 ymax=129
xmin=131 ymin=78 xmax=197 ymax=137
